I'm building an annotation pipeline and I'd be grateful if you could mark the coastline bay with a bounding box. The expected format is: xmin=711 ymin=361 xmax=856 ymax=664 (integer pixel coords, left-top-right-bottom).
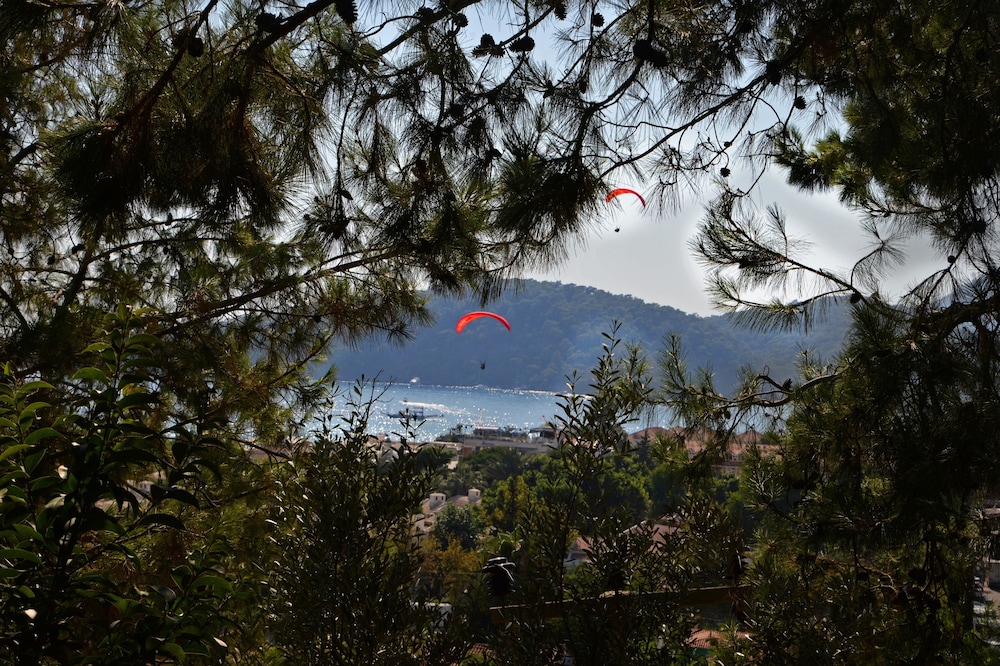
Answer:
xmin=326 ymin=382 xmax=674 ymax=442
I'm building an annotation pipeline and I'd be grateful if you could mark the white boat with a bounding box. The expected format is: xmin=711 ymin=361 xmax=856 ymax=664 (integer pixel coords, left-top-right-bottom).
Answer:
xmin=386 ymin=401 xmax=443 ymax=421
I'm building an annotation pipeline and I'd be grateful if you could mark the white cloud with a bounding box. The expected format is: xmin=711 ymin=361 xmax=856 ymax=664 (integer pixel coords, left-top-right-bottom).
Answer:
xmin=530 ymin=171 xmax=943 ymax=315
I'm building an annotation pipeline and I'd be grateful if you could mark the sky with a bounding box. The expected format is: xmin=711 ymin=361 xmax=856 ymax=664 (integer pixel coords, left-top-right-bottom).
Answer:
xmin=528 ymin=170 xmax=943 ymax=317
xmin=359 ymin=6 xmax=946 ymax=317
xmin=482 ymin=11 xmax=946 ymax=318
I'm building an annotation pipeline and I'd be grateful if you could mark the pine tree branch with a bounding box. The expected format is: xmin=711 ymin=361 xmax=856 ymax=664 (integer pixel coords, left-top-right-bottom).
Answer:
xmin=743 ymin=372 xmax=840 ymax=408
xmin=252 ymin=0 xmax=341 ymax=53
xmin=0 ymin=284 xmax=29 ymax=332
xmin=599 ymin=74 xmax=770 ymax=179
xmin=112 ymin=0 xmax=223 ymax=135
xmin=10 ymin=142 xmax=38 ymax=166
xmin=923 ymin=292 xmax=1000 ymax=340
xmin=155 ymin=246 xmax=406 ymax=337
xmin=374 ymin=0 xmax=483 ymax=57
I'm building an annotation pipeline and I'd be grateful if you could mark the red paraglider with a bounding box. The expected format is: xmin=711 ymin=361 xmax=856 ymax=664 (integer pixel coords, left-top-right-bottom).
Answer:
xmin=455 ymin=311 xmax=511 ymax=333
xmin=605 ymin=187 xmax=646 ymax=208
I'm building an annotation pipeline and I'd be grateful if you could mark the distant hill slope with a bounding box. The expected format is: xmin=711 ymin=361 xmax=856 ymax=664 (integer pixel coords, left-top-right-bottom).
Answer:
xmin=326 ymin=279 xmax=852 ymax=393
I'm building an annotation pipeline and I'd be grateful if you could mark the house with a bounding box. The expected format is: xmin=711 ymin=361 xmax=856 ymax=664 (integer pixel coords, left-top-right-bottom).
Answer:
xmin=458 ymin=426 xmax=558 ymax=456
xmin=411 ymin=488 xmax=482 ymax=543
xmin=564 ymin=519 xmax=679 ymax=568
xmin=628 ymin=426 xmax=779 ymax=475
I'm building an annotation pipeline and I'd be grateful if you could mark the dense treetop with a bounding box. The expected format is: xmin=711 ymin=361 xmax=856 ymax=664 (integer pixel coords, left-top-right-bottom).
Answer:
xmin=5 ymin=0 xmax=1000 ymax=661
xmin=4 ymin=0 xmax=998 ymax=419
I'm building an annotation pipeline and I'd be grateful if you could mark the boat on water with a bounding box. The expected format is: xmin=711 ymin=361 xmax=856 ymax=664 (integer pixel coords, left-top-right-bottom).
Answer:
xmin=385 ymin=401 xmax=443 ymax=421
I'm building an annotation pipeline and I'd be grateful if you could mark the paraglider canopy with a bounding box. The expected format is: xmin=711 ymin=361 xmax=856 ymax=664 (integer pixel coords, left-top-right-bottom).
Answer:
xmin=455 ymin=311 xmax=511 ymax=333
xmin=605 ymin=187 xmax=646 ymax=207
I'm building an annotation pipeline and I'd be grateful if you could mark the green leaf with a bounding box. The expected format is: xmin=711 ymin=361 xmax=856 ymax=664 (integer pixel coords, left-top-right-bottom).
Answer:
xmin=108 ymin=597 xmax=132 ymax=618
xmin=191 ymin=457 xmax=222 ymax=482
xmin=0 ymin=444 xmax=30 ymax=463
xmin=0 ymin=479 xmax=28 ymax=500
xmin=171 ymin=440 xmax=189 ymax=464
xmin=106 ymin=541 xmax=141 ymax=567
xmin=135 ymin=513 xmax=186 ymax=530
xmin=43 ymin=495 xmax=65 ymax=510
xmin=22 ymin=449 xmax=44 ymax=474
xmin=115 ymin=422 xmax=157 ymax=437
xmin=179 ymin=641 xmax=211 ymax=657
xmin=110 ymin=486 xmax=139 ymax=514
xmin=18 ymin=381 xmax=54 ymax=393
xmin=191 ymin=574 xmax=233 ymax=594
xmin=23 ymin=428 xmax=60 ymax=447
xmin=82 ymin=506 xmax=124 ymax=535
xmin=149 ymin=584 xmax=177 ymax=603
xmin=0 ymin=548 xmax=43 ymax=565
xmin=35 ymin=507 xmax=53 ymax=533
xmin=124 ymin=333 xmax=160 ymax=348
xmin=11 ymin=523 xmax=43 ymax=542
xmin=72 ymin=367 xmax=109 ymax=383
xmin=31 ymin=476 xmax=65 ymax=493
xmin=161 ymin=643 xmax=186 ymax=661
xmin=170 ymin=564 xmax=193 ymax=588
xmin=160 ymin=487 xmax=200 ymax=508
xmin=117 ymin=392 xmax=158 ymax=411
xmin=20 ymin=401 xmax=50 ymax=414
xmin=107 ymin=447 xmax=159 ymax=465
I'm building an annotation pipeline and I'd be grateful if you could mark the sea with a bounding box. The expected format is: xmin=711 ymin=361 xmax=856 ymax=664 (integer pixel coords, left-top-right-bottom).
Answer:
xmin=325 ymin=382 xmax=673 ymax=442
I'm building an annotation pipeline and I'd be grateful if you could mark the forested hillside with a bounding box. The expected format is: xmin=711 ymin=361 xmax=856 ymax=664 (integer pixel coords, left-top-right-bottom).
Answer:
xmin=327 ymin=280 xmax=851 ymax=392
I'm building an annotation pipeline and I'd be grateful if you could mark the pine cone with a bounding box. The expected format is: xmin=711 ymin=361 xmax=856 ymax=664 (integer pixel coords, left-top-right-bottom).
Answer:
xmin=765 ymin=60 xmax=782 ymax=84
xmin=473 ymin=34 xmax=497 ymax=57
xmin=334 ymin=0 xmax=357 ymax=25
xmin=255 ymin=12 xmax=281 ymax=33
xmin=634 ymin=39 xmax=668 ymax=67
xmin=633 ymin=39 xmax=655 ymax=61
xmin=187 ymin=36 xmax=205 ymax=57
xmin=509 ymin=36 xmax=535 ymax=53
xmin=171 ymin=29 xmax=188 ymax=50
xmin=647 ymin=48 xmax=669 ymax=68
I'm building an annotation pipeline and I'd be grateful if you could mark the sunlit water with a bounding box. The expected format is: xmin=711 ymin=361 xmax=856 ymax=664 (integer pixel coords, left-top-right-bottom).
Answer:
xmin=323 ymin=382 xmax=673 ymax=442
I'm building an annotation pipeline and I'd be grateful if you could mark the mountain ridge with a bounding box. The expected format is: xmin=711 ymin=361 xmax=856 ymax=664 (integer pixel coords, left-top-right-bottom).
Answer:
xmin=327 ymin=279 xmax=851 ymax=393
